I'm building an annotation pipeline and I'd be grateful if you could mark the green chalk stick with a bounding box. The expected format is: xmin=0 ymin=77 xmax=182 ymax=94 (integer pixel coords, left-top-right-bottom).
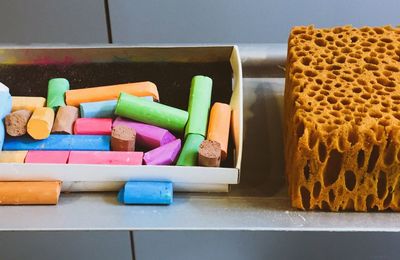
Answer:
xmin=176 ymin=134 xmax=205 ymax=166
xmin=184 ymin=75 xmax=212 ymax=139
xmin=115 ymin=92 xmax=188 ymax=133
xmin=47 ymin=78 xmax=70 ymax=109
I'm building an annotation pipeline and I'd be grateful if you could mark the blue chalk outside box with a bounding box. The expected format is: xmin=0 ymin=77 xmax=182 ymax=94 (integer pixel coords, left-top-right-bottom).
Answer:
xmin=80 ymin=96 xmax=153 ymax=118
xmin=3 ymin=135 xmax=110 ymax=151
xmin=118 ymin=181 xmax=173 ymax=205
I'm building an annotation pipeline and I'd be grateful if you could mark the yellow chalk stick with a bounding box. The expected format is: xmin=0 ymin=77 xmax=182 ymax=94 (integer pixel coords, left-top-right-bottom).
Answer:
xmin=12 ymin=96 xmax=46 ymax=112
xmin=0 ymin=151 xmax=28 ymax=163
xmin=27 ymin=107 xmax=55 ymax=140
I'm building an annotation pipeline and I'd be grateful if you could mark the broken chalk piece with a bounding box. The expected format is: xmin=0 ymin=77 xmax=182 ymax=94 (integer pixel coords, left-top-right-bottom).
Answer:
xmin=74 ymin=118 xmax=112 ymax=135
xmin=143 ymin=139 xmax=181 ymax=165
xmin=119 ymin=181 xmax=173 ymax=205
xmin=5 ymin=110 xmax=32 ymax=136
xmin=25 ymin=151 xmax=70 ymax=164
xmin=51 ymin=106 xmax=79 ymax=134
xmin=113 ymin=117 xmax=176 ymax=149
xmin=0 ymin=181 xmax=61 ymax=205
xmin=207 ymin=102 xmax=231 ymax=160
xmin=176 ymin=133 xmax=205 ymax=166
xmin=68 ymin=151 xmax=143 ymax=165
xmin=12 ymin=96 xmax=46 ymax=112
xmin=0 ymin=151 xmax=28 ymax=163
xmin=0 ymin=83 xmax=12 ymax=119
xmin=111 ymin=125 xmax=136 ymax=151
xmin=3 ymin=135 xmax=110 ymax=151
xmin=66 ymin=81 xmax=159 ymax=106
xmin=27 ymin=107 xmax=55 ymax=140
xmin=198 ymin=140 xmax=222 ymax=167
xmin=185 ymin=75 xmax=212 ymax=139
xmin=47 ymin=78 xmax=70 ymax=109
xmin=80 ymin=96 xmax=153 ymax=118
xmin=115 ymin=93 xmax=188 ymax=133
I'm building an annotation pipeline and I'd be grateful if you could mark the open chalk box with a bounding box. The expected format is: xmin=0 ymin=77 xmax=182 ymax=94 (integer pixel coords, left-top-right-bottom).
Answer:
xmin=0 ymin=46 xmax=243 ymax=193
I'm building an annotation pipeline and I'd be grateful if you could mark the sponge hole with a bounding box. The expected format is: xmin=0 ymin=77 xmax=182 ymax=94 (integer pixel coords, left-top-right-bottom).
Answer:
xmin=344 ymin=171 xmax=356 ymax=191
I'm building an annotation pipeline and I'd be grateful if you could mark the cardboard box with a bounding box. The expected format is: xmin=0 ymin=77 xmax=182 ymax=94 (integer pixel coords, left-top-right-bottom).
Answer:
xmin=0 ymin=46 xmax=243 ymax=192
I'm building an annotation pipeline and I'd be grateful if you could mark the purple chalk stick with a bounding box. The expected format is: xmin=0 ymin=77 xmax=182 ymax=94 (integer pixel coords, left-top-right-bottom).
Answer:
xmin=143 ymin=139 xmax=181 ymax=165
xmin=113 ymin=117 xmax=176 ymax=149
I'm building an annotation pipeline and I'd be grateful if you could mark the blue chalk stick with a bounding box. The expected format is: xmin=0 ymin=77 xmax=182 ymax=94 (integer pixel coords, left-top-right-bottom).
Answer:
xmin=0 ymin=120 xmax=4 ymax=150
xmin=80 ymin=96 xmax=153 ymax=118
xmin=117 ymin=187 xmax=125 ymax=203
xmin=3 ymin=135 xmax=110 ymax=151
xmin=0 ymin=90 xmax=12 ymax=119
xmin=120 ymin=181 xmax=173 ymax=205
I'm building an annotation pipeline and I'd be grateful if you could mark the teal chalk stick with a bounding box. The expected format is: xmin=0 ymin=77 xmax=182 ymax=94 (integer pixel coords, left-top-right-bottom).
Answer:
xmin=184 ymin=75 xmax=212 ymax=139
xmin=47 ymin=78 xmax=70 ymax=109
xmin=81 ymin=96 xmax=153 ymax=118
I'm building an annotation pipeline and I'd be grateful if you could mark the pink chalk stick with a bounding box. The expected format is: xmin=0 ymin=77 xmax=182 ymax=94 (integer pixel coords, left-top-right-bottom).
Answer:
xmin=74 ymin=118 xmax=112 ymax=135
xmin=143 ymin=139 xmax=181 ymax=165
xmin=113 ymin=117 xmax=176 ymax=149
xmin=68 ymin=151 xmax=143 ymax=165
xmin=25 ymin=151 xmax=70 ymax=164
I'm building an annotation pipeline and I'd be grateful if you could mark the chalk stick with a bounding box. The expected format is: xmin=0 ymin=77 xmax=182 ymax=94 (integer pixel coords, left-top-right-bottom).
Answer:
xmin=0 ymin=83 xmax=12 ymax=150
xmin=111 ymin=125 xmax=136 ymax=151
xmin=0 ymin=151 xmax=28 ymax=163
xmin=198 ymin=140 xmax=221 ymax=167
xmin=74 ymin=118 xmax=112 ymax=135
xmin=0 ymin=83 xmax=12 ymax=119
xmin=68 ymin=151 xmax=143 ymax=165
xmin=80 ymin=96 xmax=153 ymax=118
xmin=113 ymin=117 xmax=176 ymax=149
xmin=185 ymin=76 xmax=212 ymax=138
xmin=143 ymin=139 xmax=181 ymax=165
xmin=12 ymin=96 xmax=46 ymax=112
xmin=47 ymin=78 xmax=69 ymax=109
xmin=5 ymin=110 xmax=32 ymax=136
xmin=207 ymin=102 xmax=231 ymax=160
xmin=115 ymin=93 xmax=188 ymax=133
xmin=119 ymin=181 xmax=173 ymax=205
xmin=51 ymin=106 xmax=79 ymax=134
xmin=66 ymin=81 xmax=159 ymax=106
xmin=27 ymin=107 xmax=55 ymax=140
xmin=0 ymin=122 xmax=4 ymax=151
xmin=0 ymin=181 xmax=61 ymax=205
xmin=176 ymin=134 xmax=205 ymax=166
xmin=25 ymin=151 xmax=70 ymax=164
xmin=3 ymin=135 xmax=110 ymax=151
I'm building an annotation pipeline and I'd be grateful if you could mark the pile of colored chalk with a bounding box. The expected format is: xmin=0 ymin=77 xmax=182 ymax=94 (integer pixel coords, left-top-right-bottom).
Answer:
xmin=0 ymin=75 xmax=231 ymax=168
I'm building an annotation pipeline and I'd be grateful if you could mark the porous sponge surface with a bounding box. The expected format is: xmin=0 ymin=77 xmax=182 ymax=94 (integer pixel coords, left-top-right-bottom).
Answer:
xmin=285 ymin=25 xmax=400 ymax=211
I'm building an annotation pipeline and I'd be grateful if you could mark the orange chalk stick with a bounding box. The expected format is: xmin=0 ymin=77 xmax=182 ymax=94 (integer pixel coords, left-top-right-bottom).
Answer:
xmin=27 ymin=107 xmax=55 ymax=140
xmin=12 ymin=96 xmax=46 ymax=112
xmin=0 ymin=181 xmax=61 ymax=205
xmin=65 ymin=82 xmax=159 ymax=107
xmin=206 ymin=103 xmax=231 ymax=160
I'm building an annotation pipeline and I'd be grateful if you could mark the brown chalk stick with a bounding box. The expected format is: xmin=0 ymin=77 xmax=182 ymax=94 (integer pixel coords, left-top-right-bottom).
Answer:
xmin=5 ymin=110 xmax=32 ymax=136
xmin=198 ymin=140 xmax=222 ymax=167
xmin=0 ymin=181 xmax=61 ymax=205
xmin=52 ymin=106 xmax=79 ymax=134
xmin=111 ymin=125 xmax=136 ymax=151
